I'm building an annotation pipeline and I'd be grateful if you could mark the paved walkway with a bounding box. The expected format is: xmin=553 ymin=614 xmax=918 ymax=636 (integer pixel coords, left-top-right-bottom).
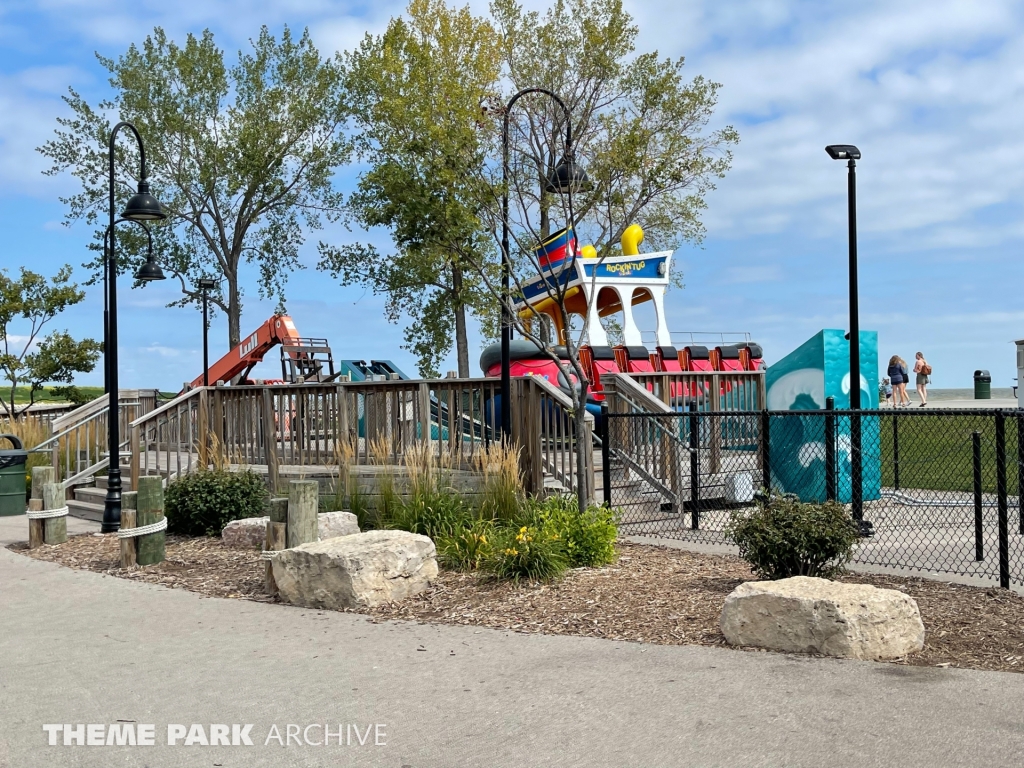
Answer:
xmin=2 ymin=514 xmax=1024 ymax=767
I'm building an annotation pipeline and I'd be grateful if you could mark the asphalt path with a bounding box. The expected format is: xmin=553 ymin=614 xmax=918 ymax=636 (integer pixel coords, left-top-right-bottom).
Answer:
xmin=2 ymin=513 xmax=1023 ymax=768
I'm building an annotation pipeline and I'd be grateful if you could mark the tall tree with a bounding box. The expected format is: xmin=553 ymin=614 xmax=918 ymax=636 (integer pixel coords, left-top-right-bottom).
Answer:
xmin=39 ymin=26 xmax=350 ymax=349
xmin=0 ymin=266 xmax=101 ymax=418
xmin=491 ymin=0 xmax=739 ymax=260
xmin=319 ymin=0 xmax=502 ymax=377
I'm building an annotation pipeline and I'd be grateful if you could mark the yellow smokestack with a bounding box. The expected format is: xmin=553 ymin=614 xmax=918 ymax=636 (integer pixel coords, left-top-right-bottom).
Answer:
xmin=621 ymin=224 xmax=644 ymax=256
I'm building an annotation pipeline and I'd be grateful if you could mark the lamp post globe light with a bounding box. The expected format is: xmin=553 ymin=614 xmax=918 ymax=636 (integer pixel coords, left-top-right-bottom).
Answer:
xmin=500 ymin=88 xmax=589 ymax=438
xmin=102 ymin=121 xmax=168 ymax=533
xmin=197 ymin=278 xmax=218 ymax=388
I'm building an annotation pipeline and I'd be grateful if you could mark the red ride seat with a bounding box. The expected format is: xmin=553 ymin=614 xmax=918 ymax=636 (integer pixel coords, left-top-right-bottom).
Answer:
xmin=582 ymin=345 xmax=621 ymax=399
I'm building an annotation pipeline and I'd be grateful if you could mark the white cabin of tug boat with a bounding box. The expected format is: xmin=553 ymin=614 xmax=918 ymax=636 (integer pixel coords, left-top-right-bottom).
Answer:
xmin=513 ymin=224 xmax=672 ymax=347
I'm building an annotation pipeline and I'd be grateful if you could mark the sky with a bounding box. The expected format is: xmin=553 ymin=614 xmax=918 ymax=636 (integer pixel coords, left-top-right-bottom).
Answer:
xmin=1 ymin=0 xmax=1022 ymax=391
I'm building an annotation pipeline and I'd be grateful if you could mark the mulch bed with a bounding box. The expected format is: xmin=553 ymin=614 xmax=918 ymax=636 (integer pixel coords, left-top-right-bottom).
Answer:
xmin=12 ymin=535 xmax=1024 ymax=673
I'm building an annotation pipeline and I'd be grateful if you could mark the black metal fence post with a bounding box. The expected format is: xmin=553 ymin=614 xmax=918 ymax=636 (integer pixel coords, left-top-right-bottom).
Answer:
xmin=973 ymin=430 xmax=984 ymax=562
xmin=600 ymin=402 xmax=611 ymax=508
xmin=1017 ymin=412 xmax=1024 ymax=535
xmin=689 ymin=402 xmax=700 ymax=530
xmin=892 ymin=412 xmax=901 ymax=491
xmin=760 ymin=409 xmax=771 ymax=494
xmin=996 ymin=412 xmax=1010 ymax=588
xmin=825 ymin=396 xmax=837 ymax=501
xmin=851 ymin=409 xmax=863 ymax=522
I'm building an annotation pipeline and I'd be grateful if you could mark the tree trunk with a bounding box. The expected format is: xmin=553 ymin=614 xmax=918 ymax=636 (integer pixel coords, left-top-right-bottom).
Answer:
xmin=226 ymin=270 xmax=241 ymax=350
xmin=452 ymin=263 xmax=470 ymax=378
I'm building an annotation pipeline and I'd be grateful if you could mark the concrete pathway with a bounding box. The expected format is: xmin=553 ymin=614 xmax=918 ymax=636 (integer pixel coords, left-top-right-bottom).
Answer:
xmin=2 ymin=514 xmax=1024 ymax=768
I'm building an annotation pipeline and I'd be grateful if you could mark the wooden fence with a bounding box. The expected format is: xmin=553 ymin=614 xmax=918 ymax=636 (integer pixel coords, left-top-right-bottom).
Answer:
xmin=129 ymin=376 xmax=594 ymax=501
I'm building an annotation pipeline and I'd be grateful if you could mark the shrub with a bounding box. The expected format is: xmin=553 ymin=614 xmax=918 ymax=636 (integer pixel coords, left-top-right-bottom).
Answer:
xmin=530 ymin=495 xmax=618 ymax=568
xmin=484 ymin=524 xmax=568 ymax=582
xmin=437 ymin=519 xmax=495 ymax=571
xmin=165 ymin=469 xmax=269 ymax=536
xmin=387 ymin=484 xmax=473 ymax=540
xmin=727 ymin=495 xmax=860 ymax=580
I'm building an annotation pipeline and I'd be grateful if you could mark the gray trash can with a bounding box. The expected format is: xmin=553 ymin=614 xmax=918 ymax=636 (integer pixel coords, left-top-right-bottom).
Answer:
xmin=0 ymin=434 xmax=28 ymax=516
xmin=974 ymin=370 xmax=991 ymax=400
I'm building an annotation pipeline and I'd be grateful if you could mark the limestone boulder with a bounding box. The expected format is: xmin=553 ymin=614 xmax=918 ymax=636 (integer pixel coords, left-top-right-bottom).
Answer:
xmin=221 ymin=516 xmax=269 ymax=549
xmin=318 ymin=511 xmax=360 ymax=540
xmin=720 ymin=576 xmax=924 ymax=660
xmin=272 ymin=530 xmax=437 ymax=610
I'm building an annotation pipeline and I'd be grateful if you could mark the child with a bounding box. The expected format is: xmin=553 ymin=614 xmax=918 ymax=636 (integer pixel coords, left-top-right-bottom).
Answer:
xmin=882 ymin=377 xmax=893 ymax=407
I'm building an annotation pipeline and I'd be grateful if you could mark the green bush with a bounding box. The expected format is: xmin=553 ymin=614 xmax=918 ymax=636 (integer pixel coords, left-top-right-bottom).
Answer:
xmin=437 ymin=519 xmax=495 ymax=571
xmin=387 ymin=485 xmax=473 ymax=540
xmin=164 ymin=469 xmax=269 ymax=537
xmin=530 ymin=495 xmax=618 ymax=568
xmin=727 ymin=495 xmax=860 ymax=580
xmin=484 ymin=524 xmax=568 ymax=582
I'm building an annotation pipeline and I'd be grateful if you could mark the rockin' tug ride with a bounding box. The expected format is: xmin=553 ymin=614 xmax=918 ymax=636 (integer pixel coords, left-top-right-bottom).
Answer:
xmin=479 ymin=224 xmax=764 ymax=418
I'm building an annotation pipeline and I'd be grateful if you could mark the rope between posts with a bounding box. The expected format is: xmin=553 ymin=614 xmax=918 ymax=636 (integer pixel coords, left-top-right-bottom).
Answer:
xmin=116 ymin=517 xmax=168 ymax=539
xmin=26 ymin=506 xmax=68 ymax=520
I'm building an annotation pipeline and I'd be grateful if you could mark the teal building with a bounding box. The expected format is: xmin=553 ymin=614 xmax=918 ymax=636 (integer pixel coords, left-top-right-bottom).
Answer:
xmin=764 ymin=329 xmax=881 ymax=503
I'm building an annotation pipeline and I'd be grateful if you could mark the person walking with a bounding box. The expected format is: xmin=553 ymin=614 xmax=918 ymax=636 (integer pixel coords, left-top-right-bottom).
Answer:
xmin=914 ymin=351 xmax=931 ymax=407
xmin=887 ymin=355 xmax=911 ymax=407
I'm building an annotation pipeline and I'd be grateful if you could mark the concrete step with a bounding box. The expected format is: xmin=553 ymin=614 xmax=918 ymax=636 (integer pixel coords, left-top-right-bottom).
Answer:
xmin=66 ymin=498 xmax=104 ymax=523
xmin=93 ymin=473 xmax=132 ymax=491
xmin=73 ymin=487 xmax=109 ymax=504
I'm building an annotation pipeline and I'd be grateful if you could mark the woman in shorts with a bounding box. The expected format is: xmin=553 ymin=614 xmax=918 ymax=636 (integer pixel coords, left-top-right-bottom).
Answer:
xmin=913 ymin=352 xmax=931 ymax=407
xmin=887 ymin=355 xmax=910 ymax=407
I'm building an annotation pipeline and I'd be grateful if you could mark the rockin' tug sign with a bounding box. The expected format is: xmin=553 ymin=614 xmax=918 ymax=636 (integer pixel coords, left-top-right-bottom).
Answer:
xmin=512 ymin=223 xmax=672 ymax=348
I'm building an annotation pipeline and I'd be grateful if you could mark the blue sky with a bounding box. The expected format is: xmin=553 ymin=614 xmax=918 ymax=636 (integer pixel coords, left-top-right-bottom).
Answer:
xmin=1 ymin=0 xmax=1022 ymax=390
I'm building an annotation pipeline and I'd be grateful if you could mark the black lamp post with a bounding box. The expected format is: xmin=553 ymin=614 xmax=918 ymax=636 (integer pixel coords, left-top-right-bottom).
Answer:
xmin=197 ymin=278 xmax=218 ymax=387
xmin=102 ymin=218 xmax=158 ymax=394
xmin=825 ymin=144 xmax=862 ymax=409
xmin=825 ymin=143 xmax=870 ymax=534
xmin=500 ymin=88 xmax=589 ymax=438
xmin=102 ymin=121 xmax=167 ymax=533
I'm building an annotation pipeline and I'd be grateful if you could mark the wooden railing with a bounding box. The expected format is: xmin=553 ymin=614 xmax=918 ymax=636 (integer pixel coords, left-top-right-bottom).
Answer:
xmin=624 ymin=371 xmax=766 ymax=412
xmin=28 ymin=389 xmax=159 ymax=487
xmin=128 ymin=378 xmax=594 ymax=501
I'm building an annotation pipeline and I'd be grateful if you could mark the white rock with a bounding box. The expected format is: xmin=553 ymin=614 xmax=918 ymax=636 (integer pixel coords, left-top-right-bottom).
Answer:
xmin=318 ymin=511 xmax=360 ymax=540
xmin=221 ymin=516 xmax=269 ymax=549
xmin=272 ymin=530 xmax=437 ymax=610
xmin=720 ymin=576 xmax=925 ymax=660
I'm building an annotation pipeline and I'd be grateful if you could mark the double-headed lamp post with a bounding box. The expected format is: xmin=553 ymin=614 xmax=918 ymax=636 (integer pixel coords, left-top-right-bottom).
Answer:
xmin=825 ymin=143 xmax=870 ymax=533
xmin=197 ymin=279 xmax=218 ymax=387
xmin=101 ymin=121 xmax=168 ymax=533
xmin=500 ymin=88 xmax=589 ymax=438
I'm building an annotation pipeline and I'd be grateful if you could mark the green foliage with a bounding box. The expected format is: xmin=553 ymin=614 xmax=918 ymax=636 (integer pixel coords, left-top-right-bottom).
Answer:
xmin=386 ymin=483 xmax=474 ymax=540
xmin=530 ymin=495 xmax=618 ymax=568
xmin=346 ymin=474 xmax=375 ymax=531
xmin=0 ymin=266 xmax=101 ymax=418
xmin=164 ymin=469 xmax=269 ymax=537
xmin=727 ymin=495 xmax=860 ymax=580
xmin=321 ymin=0 xmax=500 ymax=376
xmin=39 ymin=26 xmax=351 ymax=347
xmin=437 ymin=518 xmax=495 ymax=571
xmin=485 ymin=523 xmax=568 ymax=582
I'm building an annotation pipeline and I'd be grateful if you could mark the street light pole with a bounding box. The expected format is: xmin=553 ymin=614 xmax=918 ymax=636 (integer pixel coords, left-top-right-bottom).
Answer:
xmin=102 ymin=121 xmax=167 ymax=533
xmin=198 ymin=279 xmax=218 ymax=387
xmin=826 ymin=144 xmax=869 ymax=533
xmin=500 ymin=87 xmax=587 ymax=439
xmin=846 ymin=156 xmax=860 ymax=410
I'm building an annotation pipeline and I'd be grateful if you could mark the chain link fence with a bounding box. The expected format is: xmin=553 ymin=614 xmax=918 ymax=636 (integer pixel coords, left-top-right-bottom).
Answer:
xmin=602 ymin=408 xmax=1024 ymax=588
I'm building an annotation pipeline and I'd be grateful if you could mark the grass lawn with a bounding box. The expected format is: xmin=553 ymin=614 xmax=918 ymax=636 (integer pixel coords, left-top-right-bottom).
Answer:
xmin=3 ymin=385 xmax=106 ymax=405
xmin=878 ymin=412 xmax=1023 ymax=495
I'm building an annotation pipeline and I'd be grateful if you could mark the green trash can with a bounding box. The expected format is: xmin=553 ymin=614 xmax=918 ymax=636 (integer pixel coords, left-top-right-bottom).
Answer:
xmin=974 ymin=370 xmax=992 ymax=400
xmin=0 ymin=434 xmax=28 ymax=516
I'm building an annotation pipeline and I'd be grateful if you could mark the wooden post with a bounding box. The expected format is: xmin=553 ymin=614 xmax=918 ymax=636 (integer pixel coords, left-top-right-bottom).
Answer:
xmin=287 ymin=480 xmax=319 ymax=549
xmin=418 ymin=382 xmax=432 ymax=446
xmin=262 ymin=389 xmax=279 ymax=494
xmin=120 ymin=491 xmax=138 ymax=567
xmin=135 ymin=476 xmax=165 ymax=566
xmin=264 ymin=497 xmax=288 ymax=594
xmin=197 ymin=388 xmax=210 ymax=468
xmin=28 ymin=466 xmax=55 ymax=548
xmin=130 ymin=424 xmax=141 ymax=491
xmin=42 ymin=482 xmax=68 ymax=545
